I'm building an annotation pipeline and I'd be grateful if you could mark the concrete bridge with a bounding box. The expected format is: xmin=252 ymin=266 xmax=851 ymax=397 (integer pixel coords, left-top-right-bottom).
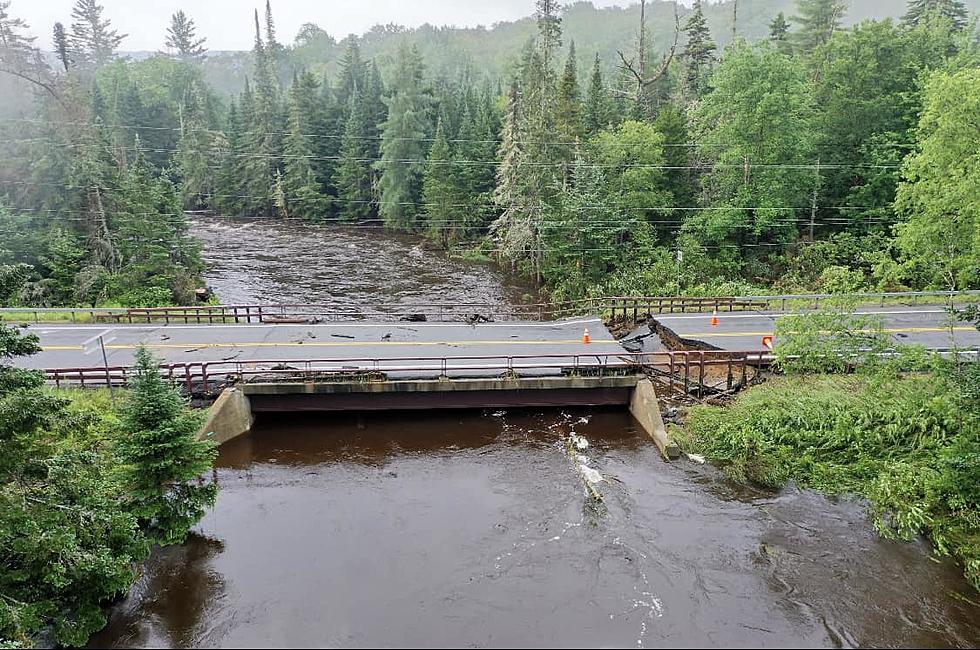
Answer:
xmin=7 ymin=291 xmax=977 ymax=458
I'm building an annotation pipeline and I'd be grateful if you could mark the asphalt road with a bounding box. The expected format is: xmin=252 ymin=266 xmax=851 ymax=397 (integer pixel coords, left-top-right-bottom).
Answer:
xmin=22 ymin=317 xmax=630 ymax=378
xmin=655 ymin=306 xmax=980 ymax=351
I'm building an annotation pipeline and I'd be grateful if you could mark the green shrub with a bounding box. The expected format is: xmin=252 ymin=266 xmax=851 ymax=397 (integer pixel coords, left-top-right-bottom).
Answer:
xmin=681 ymin=370 xmax=980 ymax=590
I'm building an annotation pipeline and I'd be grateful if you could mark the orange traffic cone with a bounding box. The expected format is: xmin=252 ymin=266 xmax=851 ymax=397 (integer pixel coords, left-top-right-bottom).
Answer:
xmin=582 ymin=328 xmax=591 ymax=344
xmin=710 ymin=309 xmax=719 ymax=327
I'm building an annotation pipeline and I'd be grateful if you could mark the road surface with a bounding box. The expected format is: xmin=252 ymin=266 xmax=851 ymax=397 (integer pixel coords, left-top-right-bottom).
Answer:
xmin=654 ymin=306 xmax=980 ymax=351
xmin=21 ymin=317 xmax=630 ymax=378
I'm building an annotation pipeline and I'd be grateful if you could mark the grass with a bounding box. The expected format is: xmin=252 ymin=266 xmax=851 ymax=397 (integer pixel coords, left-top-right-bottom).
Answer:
xmin=673 ymin=369 xmax=980 ymax=591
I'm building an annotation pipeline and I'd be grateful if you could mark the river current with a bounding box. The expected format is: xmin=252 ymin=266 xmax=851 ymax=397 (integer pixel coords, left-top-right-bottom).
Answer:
xmin=89 ymin=218 xmax=980 ymax=648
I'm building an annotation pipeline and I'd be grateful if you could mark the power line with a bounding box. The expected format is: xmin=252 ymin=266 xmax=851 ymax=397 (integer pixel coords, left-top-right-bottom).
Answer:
xmin=0 ymin=117 xmax=920 ymax=150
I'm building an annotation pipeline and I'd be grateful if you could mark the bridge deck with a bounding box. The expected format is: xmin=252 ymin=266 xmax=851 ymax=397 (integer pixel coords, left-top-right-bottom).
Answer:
xmin=655 ymin=306 xmax=980 ymax=351
xmin=25 ymin=317 xmax=629 ymax=379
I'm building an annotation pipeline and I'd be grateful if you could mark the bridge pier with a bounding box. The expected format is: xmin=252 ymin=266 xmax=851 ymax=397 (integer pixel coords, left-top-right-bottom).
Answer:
xmin=198 ymin=387 xmax=254 ymax=445
xmin=629 ymin=379 xmax=680 ymax=460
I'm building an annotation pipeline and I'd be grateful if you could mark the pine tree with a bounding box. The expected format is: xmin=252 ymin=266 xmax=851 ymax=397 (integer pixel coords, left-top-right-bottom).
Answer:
xmin=683 ymin=0 xmax=717 ymax=97
xmin=584 ymin=54 xmax=611 ymax=135
xmin=770 ymin=12 xmax=791 ymax=41
xmin=165 ymin=10 xmax=207 ymax=62
xmin=422 ymin=118 xmax=456 ymax=245
xmin=453 ymin=103 xmax=496 ymax=239
xmin=176 ymin=81 xmax=220 ymax=209
xmin=902 ymin=0 xmax=969 ymax=30
xmin=283 ymin=70 xmax=329 ymax=220
xmin=244 ymin=9 xmax=282 ymax=216
xmin=556 ymin=42 xmax=583 ymax=147
xmin=69 ymin=0 xmax=125 ymax=67
xmin=335 ymin=89 xmax=374 ymax=222
xmin=791 ymin=0 xmax=847 ymax=52
xmin=376 ymin=45 xmax=430 ymax=230
xmin=52 ymin=22 xmax=71 ymax=71
xmin=0 ymin=1 xmax=37 ymax=63
xmin=535 ymin=0 xmax=562 ymax=70
xmin=215 ymin=99 xmax=244 ymax=215
xmin=335 ymin=38 xmax=366 ymax=110
xmin=117 ymin=347 xmax=217 ymax=546
xmin=263 ymin=0 xmax=286 ymax=84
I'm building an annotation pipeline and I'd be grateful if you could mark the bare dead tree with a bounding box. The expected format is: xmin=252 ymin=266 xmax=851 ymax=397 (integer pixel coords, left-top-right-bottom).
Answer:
xmin=615 ymin=0 xmax=680 ymax=107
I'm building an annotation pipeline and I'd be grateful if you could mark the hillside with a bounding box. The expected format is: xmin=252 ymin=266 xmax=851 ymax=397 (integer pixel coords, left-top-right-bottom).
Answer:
xmin=199 ymin=0 xmax=980 ymax=94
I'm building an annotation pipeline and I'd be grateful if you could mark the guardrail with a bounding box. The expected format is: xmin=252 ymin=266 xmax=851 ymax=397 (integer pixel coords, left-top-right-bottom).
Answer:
xmin=42 ymin=350 xmax=776 ymax=398
xmin=5 ymin=290 xmax=978 ymax=325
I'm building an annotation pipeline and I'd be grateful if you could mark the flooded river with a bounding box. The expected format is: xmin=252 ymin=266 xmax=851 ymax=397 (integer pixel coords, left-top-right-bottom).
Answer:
xmin=90 ymin=219 xmax=980 ymax=648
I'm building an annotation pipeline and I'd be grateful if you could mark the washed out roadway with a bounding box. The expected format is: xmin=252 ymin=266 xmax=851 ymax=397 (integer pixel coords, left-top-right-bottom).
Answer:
xmin=655 ymin=306 xmax=980 ymax=351
xmin=22 ymin=317 xmax=630 ymax=379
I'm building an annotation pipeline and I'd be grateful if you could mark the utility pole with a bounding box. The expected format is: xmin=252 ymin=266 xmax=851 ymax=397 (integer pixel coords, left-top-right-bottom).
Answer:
xmin=809 ymin=158 xmax=821 ymax=242
xmin=732 ymin=0 xmax=738 ymax=43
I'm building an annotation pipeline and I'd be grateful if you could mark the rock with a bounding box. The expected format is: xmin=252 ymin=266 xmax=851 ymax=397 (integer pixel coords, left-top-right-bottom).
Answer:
xmin=400 ymin=313 xmax=428 ymax=322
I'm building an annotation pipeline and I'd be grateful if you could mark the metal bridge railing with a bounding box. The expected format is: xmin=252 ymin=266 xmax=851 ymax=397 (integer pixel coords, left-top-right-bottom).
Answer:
xmin=42 ymin=350 xmax=776 ymax=397
xmin=5 ymin=290 xmax=978 ymax=325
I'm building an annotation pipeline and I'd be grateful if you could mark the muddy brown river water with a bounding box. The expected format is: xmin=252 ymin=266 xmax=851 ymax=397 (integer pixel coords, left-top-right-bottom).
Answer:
xmin=89 ymin=219 xmax=980 ymax=648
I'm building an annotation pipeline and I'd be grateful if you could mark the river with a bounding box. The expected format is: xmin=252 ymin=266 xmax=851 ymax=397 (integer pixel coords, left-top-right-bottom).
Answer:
xmin=89 ymin=218 xmax=980 ymax=648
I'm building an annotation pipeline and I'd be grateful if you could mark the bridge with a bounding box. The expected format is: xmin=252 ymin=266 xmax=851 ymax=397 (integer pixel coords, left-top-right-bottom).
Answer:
xmin=5 ymin=292 xmax=976 ymax=456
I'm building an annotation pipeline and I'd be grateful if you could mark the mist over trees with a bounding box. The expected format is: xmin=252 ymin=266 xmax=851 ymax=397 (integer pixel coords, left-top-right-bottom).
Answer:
xmin=0 ymin=0 xmax=978 ymax=307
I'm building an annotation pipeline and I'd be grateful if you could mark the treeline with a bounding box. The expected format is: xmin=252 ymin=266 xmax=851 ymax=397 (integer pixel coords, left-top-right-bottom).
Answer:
xmin=0 ymin=0 xmax=979 ymax=307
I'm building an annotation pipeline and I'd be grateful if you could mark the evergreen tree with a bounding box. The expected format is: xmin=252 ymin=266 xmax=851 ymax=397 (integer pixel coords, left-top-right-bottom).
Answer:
xmin=69 ymin=0 xmax=125 ymax=67
xmin=376 ymin=45 xmax=430 ymax=230
xmin=683 ymin=0 xmax=717 ymax=97
xmin=422 ymin=118 xmax=456 ymax=245
xmin=584 ymin=53 xmax=612 ymax=135
xmin=263 ymin=0 xmax=287 ymax=85
xmin=335 ymin=38 xmax=366 ymax=110
xmin=243 ymin=9 xmax=282 ymax=216
xmin=791 ymin=0 xmax=848 ymax=52
xmin=165 ymin=10 xmax=207 ymax=62
xmin=117 ymin=347 xmax=217 ymax=546
xmin=535 ymin=0 xmax=562 ymax=69
xmin=362 ymin=61 xmax=387 ymax=164
xmin=0 ymin=0 xmax=37 ymax=63
xmin=902 ymin=0 xmax=969 ymax=30
xmin=555 ymin=42 xmax=583 ymax=148
xmin=770 ymin=12 xmax=791 ymax=41
xmin=283 ymin=70 xmax=329 ymax=220
xmin=335 ymin=89 xmax=375 ymax=222
xmin=176 ymin=81 xmax=220 ymax=209
xmin=52 ymin=22 xmax=71 ymax=71
xmin=216 ymin=98 xmax=244 ymax=215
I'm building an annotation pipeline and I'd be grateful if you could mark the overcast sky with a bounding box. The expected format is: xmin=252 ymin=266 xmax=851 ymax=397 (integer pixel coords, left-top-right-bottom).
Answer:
xmin=12 ymin=0 xmax=689 ymax=52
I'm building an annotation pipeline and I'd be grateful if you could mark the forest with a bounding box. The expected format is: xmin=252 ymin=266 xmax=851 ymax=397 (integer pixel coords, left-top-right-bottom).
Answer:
xmin=0 ymin=0 xmax=978 ymax=307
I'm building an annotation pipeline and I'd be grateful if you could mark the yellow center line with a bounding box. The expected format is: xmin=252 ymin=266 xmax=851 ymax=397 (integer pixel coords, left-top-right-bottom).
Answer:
xmin=42 ymin=338 xmax=619 ymax=351
xmin=687 ymin=327 xmax=976 ymax=337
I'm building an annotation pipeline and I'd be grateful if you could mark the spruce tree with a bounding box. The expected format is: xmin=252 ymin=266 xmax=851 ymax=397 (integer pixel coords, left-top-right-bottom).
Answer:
xmin=584 ymin=54 xmax=611 ymax=135
xmin=52 ymin=22 xmax=71 ymax=71
xmin=791 ymin=0 xmax=847 ymax=52
xmin=335 ymin=89 xmax=375 ymax=222
xmin=284 ymin=70 xmax=329 ymax=220
xmin=422 ymin=118 xmax=456 ymax=245
xmin=216 ymin=99 xmax=244 ymax=215
xmin=117 ymin=347 xmax=217 ymax=546
xmin=376 ymin=45 xmax=430 ymax=230
xmin=770 ymin=12 xmax=791 ymax=41
xmin=683 ymin=0 xmax=717 ymax=98
xmin=244 ymin=9 xmax=282 ymax=216
xmin=902 ymin=0 xmax=969 ymax=30
xmin=69 ymin=0 xmax=125 ymax=67
xmin=556 ymin=42 xmax=583 ymax=147
xmin=165 ymin=10 xmax=207 ymax=62
xmin=0 ymin=1 xmax=37 ymax=64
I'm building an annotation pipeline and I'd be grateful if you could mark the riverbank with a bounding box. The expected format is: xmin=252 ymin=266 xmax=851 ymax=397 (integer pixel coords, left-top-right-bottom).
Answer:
xmin=673 ymin=368 xmax=980 ymax=592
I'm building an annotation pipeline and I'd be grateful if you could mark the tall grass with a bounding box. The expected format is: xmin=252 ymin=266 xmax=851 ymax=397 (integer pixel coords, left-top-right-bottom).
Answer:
xmin=676 ymin=368 xmax=980 ymax=590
